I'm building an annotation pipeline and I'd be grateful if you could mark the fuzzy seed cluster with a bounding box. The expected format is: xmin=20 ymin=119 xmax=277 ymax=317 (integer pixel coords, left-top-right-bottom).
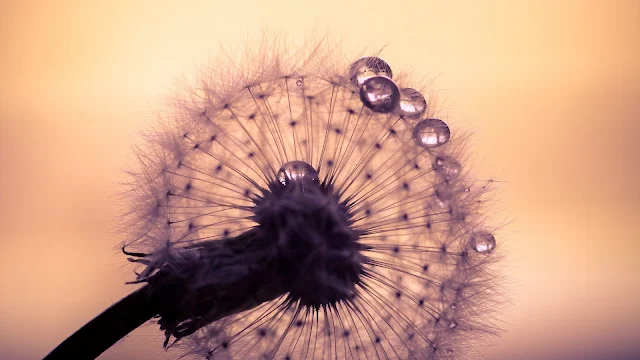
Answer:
xmin=121 ymin=39 xmax=503 ymax=360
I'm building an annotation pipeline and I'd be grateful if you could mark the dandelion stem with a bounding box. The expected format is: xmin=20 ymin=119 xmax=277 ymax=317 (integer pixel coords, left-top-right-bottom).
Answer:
xmin=43 ymin=231 xmax=286 ymax=360
xmin=43 ymin=284 xmax=161 ymax=360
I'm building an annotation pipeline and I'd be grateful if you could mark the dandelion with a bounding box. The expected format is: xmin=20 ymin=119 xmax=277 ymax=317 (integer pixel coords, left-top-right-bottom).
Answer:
xmin=45 ymin=38 xmax=503 ymax=360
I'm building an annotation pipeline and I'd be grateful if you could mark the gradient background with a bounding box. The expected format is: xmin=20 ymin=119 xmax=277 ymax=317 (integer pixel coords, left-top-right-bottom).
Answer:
xmin=1 ymin=1 xmax=639 ymax=359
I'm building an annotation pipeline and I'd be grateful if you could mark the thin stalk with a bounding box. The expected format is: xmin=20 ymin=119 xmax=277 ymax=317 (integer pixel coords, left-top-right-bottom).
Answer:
xmin=43 ymin=284 xmax=161 ymax=360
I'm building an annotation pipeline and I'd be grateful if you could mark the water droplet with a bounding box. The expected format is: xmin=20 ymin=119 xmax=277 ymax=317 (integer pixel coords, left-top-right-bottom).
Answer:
xmin=359 ymin=76 xmax=400 ymax=113
xmin=434 ymin=183 xmax=454 ymax=206
xmin=450 ymin=303 xmax=457 ymax=310
xmin=348 ymin=57 xmax=393 ymax=87
xmin=469 ymin=231 xmax=496 ymax=254
xmin=296 ymin=79 xmax=303 ymax=86
xmin=277 ymin=161 xmax=319 ymax=188
xmin=413 ymin=119 xmax=451 ymax=148
xmin=448 ymin=320 xmax=458 ymax=329
xmin=397 ymin=88 xmax=427 ymax=119
xmin=433 ymin=156 xmax=461 ymax=181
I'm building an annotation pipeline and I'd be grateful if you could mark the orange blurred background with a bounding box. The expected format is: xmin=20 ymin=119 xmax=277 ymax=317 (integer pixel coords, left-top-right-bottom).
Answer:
xmin=1 ymin=1 xmax=638 ymax=359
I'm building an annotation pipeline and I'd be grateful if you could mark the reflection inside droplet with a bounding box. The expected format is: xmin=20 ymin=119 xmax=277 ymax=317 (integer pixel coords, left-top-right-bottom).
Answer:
xmin=413 ymin=119 xmax=451 ymax=148
xmin=348 ymin=57 xmax=393 ymax=87
xmin=277 ymin=161 xmax=319 ymax=188
xmin=433 ymin=156 xmax=461 ymax=181
xmin=469 ymin=231 xmax=497 ymax=254
xmin=359 ymin=76 xmax=400 ymax=113
xmin=434 ymin=183 xmax=454 ymax=207
xmin=397 ymin=88 xmax=427 ymax=119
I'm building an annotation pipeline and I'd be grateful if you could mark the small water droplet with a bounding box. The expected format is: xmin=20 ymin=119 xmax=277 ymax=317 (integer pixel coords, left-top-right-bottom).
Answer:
xmin=397 ymin=88 xmax=427 ymax=119
xmin=359 ymin=76 xmax=400 ymax=113
xmin=469 ymin=231 xmax=496 ymax=254
xmin=433 ymin=156 xmax=461 ymax=181
xmin=449 ymin=320 xmax=458 ymax=329
xmin=277 ymin=161 xmax=319 ymax=188
xmin=296 ymin=79 xmax=303 ymax=86
xmin=450 ymin=303 xmax=457 ymax=310
xmin=412 ymin=119 xmax=451 ymax=148
xmin=434 ymin=183 xmax=454 ymax=206
xmin=348 ymin=57 xmax=393 ymax=87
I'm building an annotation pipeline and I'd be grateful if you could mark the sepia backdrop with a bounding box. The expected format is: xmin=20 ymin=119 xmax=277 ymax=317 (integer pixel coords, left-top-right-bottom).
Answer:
xmin=1 ymin=1 xmax=638 ymax=359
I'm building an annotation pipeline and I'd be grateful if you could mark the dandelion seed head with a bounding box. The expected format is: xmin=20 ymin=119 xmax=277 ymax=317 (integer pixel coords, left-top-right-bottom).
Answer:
xmin=121 ymin=36 xmax=504 ymax=359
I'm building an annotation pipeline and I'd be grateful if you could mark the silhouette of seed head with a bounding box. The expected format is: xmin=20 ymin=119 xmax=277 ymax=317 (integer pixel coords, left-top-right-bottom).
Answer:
xmin=121 ymin=38 xmax=504 ymax=359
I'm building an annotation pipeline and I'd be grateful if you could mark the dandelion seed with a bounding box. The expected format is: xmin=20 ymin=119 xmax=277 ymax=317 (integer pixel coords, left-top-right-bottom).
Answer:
xmin=45 ymin=38 xmax=504 ymax=360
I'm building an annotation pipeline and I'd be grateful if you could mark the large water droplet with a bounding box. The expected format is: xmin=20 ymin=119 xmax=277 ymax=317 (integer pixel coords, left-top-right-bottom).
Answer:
xmin=348 ymin=57 xmax=393 ymax=87
xmin=277 ymin=161 xmax=319 ymax=188
xmin=413 ymin=119 xmax=451 ymax=148
xmin=359 ymin=76 xmax=400 ymax=113
xmin=469 ymin=231 xmax=496 ymax=254
xmin=397 ymin=88 xmax=427 ymax=119
xmin=433 ymin=156 xmax=461 ymax=181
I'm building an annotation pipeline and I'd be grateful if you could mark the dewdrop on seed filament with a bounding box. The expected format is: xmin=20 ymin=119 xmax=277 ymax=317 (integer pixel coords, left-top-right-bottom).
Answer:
xmin=397 ymin=88 xmax=428 ymax=119
xmin=113 ymin=41 xmax=505 ymax=360
xmin=277 ymin=161 xmax=319 ymax=187
xmin=413 ymin=118 xmax=451 ymax=148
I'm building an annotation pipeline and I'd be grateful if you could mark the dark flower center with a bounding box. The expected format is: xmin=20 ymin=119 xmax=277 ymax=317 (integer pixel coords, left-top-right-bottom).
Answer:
xmin=252 ymin=164 xmax=364 ymax=309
